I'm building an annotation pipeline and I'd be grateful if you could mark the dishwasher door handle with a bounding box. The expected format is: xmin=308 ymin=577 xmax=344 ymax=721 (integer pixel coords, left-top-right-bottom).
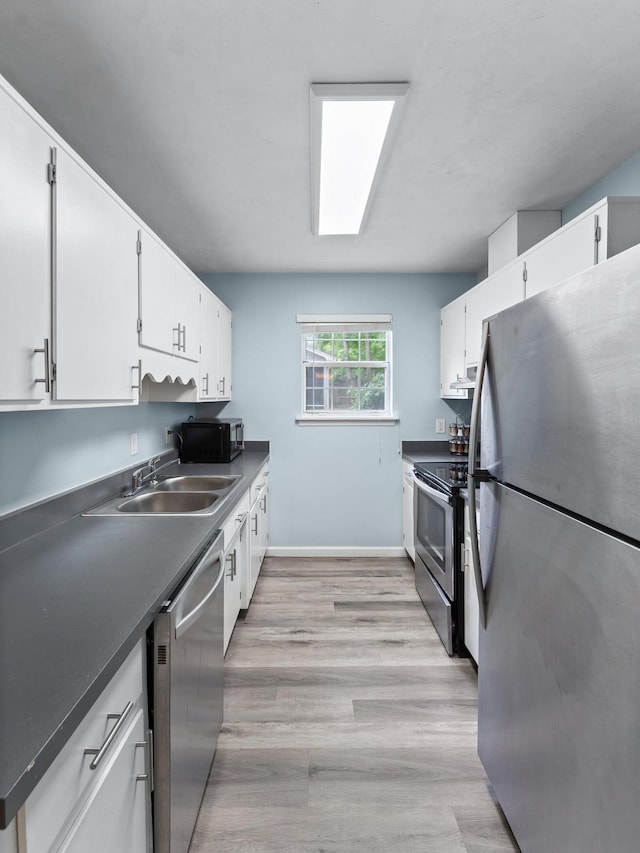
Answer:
xmin=175 ymin=550 xmax=225 ymax=640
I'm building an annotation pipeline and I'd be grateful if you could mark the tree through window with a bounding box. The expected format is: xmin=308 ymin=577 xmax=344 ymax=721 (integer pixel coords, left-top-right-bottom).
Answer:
xmin=298 ymin=315 xmax=393 ymax=419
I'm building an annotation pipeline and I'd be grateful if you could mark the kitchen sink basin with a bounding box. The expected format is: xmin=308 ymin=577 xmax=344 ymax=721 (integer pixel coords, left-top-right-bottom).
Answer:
xmin=153 ymin=475 xmax=240 ymax=492
xmin=117 ymin=492 xmax=219 ymax=514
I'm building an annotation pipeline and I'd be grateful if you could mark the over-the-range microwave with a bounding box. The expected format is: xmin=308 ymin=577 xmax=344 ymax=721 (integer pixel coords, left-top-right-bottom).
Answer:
xmin=180 ymin=418 xmax=244 ymax=463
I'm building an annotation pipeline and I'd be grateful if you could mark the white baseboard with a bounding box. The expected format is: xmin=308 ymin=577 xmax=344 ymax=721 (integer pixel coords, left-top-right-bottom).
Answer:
xmin=265 ymin=546 xmax=407 ymax=558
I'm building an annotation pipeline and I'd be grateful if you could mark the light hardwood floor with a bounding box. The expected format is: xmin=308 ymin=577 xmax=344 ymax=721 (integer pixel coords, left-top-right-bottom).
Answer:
xmin=190 ymin=556 xmax=520 ymax=853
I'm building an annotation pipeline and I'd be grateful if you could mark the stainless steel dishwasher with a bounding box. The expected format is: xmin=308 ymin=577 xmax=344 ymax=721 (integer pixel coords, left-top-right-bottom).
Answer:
xmin=152 ymin=527 xmax=225 ymax=853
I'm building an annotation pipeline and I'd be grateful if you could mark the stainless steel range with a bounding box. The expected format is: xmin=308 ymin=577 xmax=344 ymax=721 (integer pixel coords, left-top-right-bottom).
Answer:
xmin=412 ymin=460 xmax=467 ymax=656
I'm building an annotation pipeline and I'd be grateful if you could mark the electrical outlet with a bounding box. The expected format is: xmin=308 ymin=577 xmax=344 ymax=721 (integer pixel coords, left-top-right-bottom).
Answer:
xmin=130 ymin=432 xmax=138 ymax=455
xmin=435 ymin=418 xmax=446 ymax=434
xmin=165 ymin=427 xmax=172 ymax=446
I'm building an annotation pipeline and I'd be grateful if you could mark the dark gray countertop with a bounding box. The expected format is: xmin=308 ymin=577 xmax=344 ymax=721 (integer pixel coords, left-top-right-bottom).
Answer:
xmin=0 ymin=450 xmax=268 ymax=828
xmin=401 ymin=440 xmax=462 ymax=465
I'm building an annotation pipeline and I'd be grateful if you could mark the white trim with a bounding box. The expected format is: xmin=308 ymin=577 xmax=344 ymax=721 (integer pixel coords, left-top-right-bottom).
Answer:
xmin=296 ymin=415 xmax=398 ymax=426
xmin=267 ymin=546 xmax=407 ymax=558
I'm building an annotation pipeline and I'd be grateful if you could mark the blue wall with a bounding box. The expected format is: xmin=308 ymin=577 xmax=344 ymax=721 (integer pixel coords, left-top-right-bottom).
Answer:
xmin=198 ymin=273 xmax=474 ymax=549
xmin=4 ymin=145 xmax=640 ymax=528
xmin=563 ymin=150 xmax=640 ymax=222
xmin=0 ymin=403 xmax=192 ymax=516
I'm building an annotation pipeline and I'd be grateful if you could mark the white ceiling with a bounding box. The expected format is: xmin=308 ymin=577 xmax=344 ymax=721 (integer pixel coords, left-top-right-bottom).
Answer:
xmin=2 ymin=1 xmax=640 ymax=275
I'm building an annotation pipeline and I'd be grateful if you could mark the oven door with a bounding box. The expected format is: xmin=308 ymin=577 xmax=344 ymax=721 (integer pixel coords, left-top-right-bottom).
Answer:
xmin=413 ymin=473 xmax=455 ymax=599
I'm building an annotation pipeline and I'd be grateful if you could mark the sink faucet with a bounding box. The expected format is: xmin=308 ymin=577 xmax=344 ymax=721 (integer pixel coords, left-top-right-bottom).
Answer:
xmin=125 ymin=455 xmax=162 ymax=496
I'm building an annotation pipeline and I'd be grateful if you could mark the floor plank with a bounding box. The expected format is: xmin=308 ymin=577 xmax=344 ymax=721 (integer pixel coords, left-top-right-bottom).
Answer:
xmin=189 ymin=556 xmax=520 ymax=853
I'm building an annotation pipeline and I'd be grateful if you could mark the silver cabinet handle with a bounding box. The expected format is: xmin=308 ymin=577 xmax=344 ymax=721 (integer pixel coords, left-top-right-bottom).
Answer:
xmin=203 ymin=372 xmax=209 ymax=396
xmin=131 ymin=359 xmax=142 ymax=391
xmin=467 ymin=321 xmax=490 ymax=629
xmin=219 ymin=376 xmax=226 ymax=395
xmin=173 ymin=323 xmax=182 ymax=349
xmin=33 ymin=338 xmax=51 ymax=392
xmin=181 ymin=325 xmax=187 ymax=352
xmin=260 ymin=492 xmax=267 ymax=514
xmin=225 ymin=549 xmax=237 ymax=579
xmin=84 ymin=701 xmax=134 ymax=770
xmin=252 ymin=513 xmax=258 ymax=535
xmin=136 ymin=728 xmax=154 ymax=787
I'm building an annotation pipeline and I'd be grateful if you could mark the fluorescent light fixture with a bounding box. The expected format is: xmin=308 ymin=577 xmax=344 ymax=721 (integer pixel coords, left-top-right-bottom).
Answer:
xmin=310 ymin=83 xmax=409 ymax=236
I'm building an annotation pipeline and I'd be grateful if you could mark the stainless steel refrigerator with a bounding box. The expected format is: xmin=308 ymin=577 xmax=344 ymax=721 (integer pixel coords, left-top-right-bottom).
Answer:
xmin=467 ymin=243 xmax=640 ymax=853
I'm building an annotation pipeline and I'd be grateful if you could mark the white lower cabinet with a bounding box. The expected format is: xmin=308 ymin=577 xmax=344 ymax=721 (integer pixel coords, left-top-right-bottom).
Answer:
xmin=248 ymin=465 xmax=269 ymax=602
xmin=0 ymin=820 xmax=18 ymax=853
xmin=463 ymin=501 xmax=480 ymax=665
xmin=56 ymin=709 xmax=148 ymax=853
xmin=23 ymin=640 xmax=150 ymax=853
xmin=223 ymin=494 xmax=250 ymax=653
xmin=402 ymin=461 xmax=415 ymax=562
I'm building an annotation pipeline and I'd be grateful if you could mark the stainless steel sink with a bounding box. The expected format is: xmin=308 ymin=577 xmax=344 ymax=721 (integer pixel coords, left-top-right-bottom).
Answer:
xmin=153 ymin=475 xmax=240 ymax=492
xmin=117 ymin=492 xmax=219 ymax=514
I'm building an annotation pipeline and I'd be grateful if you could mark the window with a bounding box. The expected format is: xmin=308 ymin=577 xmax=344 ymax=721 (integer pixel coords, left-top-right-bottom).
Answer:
xmin=297 ymin=314 xmax=396 ymax=424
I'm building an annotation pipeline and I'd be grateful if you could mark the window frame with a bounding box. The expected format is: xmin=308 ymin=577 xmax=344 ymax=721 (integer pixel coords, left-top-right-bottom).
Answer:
xmin=296 ymin=314 xmax=397 ymax=426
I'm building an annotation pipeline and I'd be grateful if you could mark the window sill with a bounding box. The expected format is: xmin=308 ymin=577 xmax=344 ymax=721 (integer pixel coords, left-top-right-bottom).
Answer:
xmin=296 ymin=414 xmax=399 ymax=426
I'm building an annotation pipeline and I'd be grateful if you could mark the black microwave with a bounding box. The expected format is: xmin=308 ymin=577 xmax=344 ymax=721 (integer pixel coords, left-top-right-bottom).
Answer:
xmin=180 ymin=418 xmax=244 ymax=463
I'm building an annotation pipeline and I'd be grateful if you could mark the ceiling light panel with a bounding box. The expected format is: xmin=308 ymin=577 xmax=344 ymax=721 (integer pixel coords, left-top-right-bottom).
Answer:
xmin=310 ymin=83 xmax=410 ymax=237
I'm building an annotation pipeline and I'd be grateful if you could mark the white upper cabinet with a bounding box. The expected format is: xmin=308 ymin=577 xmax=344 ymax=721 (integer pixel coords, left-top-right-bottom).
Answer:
xmin=54 ymin=148 xmax=139 ymax=402
xmin=174 ymin=266 xmax=201 ymax=362
xmin=138 ymin=229 xmax=200 ymax=363
xmin=440 ymin=295 xmax=467 ymax=400
xmin=1 ymin=72 xmax=232 ymax=411
xmin=217 ymin=300 xmax=232 ymax=400
xmin=198 ymin=288 xmax=232 ymax=401
xmin=523 ymin=197 xmax=640 ymax=298
xmin=465 ymin=259 xmax=524 ymax=367
xmin=0 ymin=87 xmax=52 ymax=406
xmin=137 ymin=229 xmax=176 ymax=356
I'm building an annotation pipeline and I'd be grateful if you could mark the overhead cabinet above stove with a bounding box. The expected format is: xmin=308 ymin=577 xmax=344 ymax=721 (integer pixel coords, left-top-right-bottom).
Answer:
xmin=440 ymin=196 xmax=640 ymax=400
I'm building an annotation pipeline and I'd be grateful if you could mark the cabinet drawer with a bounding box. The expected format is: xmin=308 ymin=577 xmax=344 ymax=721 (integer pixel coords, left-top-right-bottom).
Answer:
xmin=56 ymin=709 xmax=148 ymax=853
xmin=25 ymin=640 xmax=146 ymax=853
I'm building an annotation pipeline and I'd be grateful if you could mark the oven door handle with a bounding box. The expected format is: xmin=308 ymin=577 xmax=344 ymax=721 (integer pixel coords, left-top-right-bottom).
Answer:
xmin=412 ymin=473 xmax=453 ymax=506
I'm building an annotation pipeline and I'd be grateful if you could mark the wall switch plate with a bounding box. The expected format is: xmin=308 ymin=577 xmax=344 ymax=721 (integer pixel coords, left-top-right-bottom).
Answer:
xmin=435 ymin=418 xmax=446 ymax=434
xmin=130 ymin=432 xmax=138 ymax=455
xmin=164 ymin=427 xmax=172 ymax=446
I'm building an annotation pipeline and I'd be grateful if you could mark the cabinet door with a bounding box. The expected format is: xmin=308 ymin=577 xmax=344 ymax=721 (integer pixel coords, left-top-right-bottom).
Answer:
xmin=138 ymin=229 xmax=177 ymax=356
xmin=248 ymin=494 xmax=262 ymax=600
xmin=198 ymin=288 xmax=219 ymax=400
xmin=524 ymin=207 xmax=602 ymax=299
xmin=402 ymin=463 xmax=415 ymax=561
xmin=465 ymin=260 xmax=523 ymax=367
xmin=54 ymin=148 xmax=138 ymax=401
xmin=56 ymin=709 xmax=149 ymax=853
xmin=174 ymin=267 xmax=200 ymax=362
xmin=217 ymin=301 xmax=232 ymax=400
xmin=440 ymin=295 xmax=467 ymax=399
xmin=0 ymin=87 xmax=52 ymax=405
xmin=258 ymin=478 xmax=269 ymax=564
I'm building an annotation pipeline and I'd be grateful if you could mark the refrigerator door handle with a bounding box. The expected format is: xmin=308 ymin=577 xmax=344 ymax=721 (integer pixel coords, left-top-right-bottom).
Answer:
xmin=467 ymin=321 xmax=490 ymax=628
